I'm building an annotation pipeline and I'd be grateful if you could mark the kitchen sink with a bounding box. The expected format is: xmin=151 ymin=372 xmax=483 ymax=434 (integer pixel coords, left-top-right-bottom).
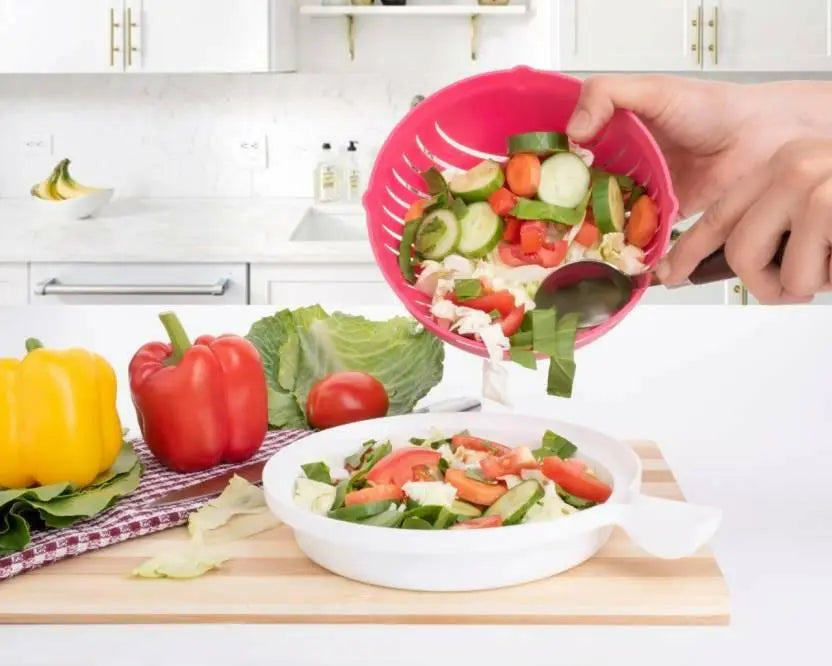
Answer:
xmin=290 ymin=208 xmax=368 ymax=242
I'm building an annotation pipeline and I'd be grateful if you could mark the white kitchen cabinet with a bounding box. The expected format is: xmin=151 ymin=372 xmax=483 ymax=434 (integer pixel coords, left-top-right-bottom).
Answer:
xmin=28 ymin=262 xmax=248 ymax=305
xmin=0 ymin=0 xmax=116 ymax=73
xmin=250 ymin=263 xmax=402 ymax=310
xmin=557 ymin=0 xmax=832 ymax=72
xmin=0 ymin=0 xmax=295 ymax=74
xmin=701 ymin=1 xmax=832 ymax=71
xmin=0 ymin=263 xmax=28 ymax=306
xmin=126 ymin=0 xmax=272 ymax=73
xmin=558 ymin=0 xmax=701 ymax=71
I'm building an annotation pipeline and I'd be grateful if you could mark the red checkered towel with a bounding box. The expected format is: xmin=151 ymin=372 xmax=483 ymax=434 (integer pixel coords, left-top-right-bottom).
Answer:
xmin=0 ymin=430 xmax=310 ymax=581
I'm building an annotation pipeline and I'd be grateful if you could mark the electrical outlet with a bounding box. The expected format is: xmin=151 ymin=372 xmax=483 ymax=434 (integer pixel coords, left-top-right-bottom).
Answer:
xmin=233 ymin=135 xmax=268 ymax=169
xmin=22 ymin=133 xmax=53 ymax=157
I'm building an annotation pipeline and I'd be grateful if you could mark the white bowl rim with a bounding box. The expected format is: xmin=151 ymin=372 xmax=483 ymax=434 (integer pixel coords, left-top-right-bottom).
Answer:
xmin=262 ymin=412 xmax=643 ymax=554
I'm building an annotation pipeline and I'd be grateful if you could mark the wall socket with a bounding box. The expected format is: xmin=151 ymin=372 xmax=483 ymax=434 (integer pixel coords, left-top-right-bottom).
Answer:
xmin=22 ymin=134 xmax=53 ymax=157
xmin=233 ymin=135 xmax=268 ymax=169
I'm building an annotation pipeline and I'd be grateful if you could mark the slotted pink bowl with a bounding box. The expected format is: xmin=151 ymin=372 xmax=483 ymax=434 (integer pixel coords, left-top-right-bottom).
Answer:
xmin=363 ymin=66 xmax=678 ymax=358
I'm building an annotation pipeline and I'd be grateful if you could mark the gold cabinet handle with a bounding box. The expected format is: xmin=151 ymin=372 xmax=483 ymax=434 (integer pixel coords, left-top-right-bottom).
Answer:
xmin=691 ymin=6 xmax=703 ymax=65
xmin=109 ymin=7 xmax=121 ymax=67
xmin=126 ymin=7 xmax=139 ymax=67
xmin=708 ymin=6 xmax=719 ymax=65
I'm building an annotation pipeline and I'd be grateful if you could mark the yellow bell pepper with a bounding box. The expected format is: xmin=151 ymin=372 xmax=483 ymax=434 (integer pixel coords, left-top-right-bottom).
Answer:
xmin=0 ymin=338 xmax=122 ymax=489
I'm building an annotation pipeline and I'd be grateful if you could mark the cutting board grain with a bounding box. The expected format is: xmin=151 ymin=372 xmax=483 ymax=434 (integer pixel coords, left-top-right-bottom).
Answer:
xmin=0 ymin=441 xmax=729 ymax=626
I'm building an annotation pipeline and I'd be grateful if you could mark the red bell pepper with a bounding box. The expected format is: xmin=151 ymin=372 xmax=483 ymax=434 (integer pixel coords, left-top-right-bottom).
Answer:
xmin=128 ymin=311 xmax=268 ymax=473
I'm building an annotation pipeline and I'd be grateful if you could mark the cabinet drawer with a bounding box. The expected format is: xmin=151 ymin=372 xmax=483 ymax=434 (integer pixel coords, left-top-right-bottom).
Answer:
xmin=29 ymin=262 xmax=248 ymax=305
xmin=250 ymin=263 xmax=401 ymax=309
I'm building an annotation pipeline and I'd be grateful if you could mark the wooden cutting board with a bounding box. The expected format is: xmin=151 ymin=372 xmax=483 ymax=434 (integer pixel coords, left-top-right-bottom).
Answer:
xmin=0 ymin=441 xmax=729 ymax=625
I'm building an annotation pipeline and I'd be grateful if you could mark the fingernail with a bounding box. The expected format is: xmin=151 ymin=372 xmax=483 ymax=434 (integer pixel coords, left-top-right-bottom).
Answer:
xmin=655 ymin=259 xmax=671 ymax=283
xmin=566 ymin=109 xmax=591 ymax=137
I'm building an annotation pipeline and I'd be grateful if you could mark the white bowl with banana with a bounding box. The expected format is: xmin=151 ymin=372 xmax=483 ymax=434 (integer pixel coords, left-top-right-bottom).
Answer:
xmin=31 ymin=159 xmax=113 ymax=220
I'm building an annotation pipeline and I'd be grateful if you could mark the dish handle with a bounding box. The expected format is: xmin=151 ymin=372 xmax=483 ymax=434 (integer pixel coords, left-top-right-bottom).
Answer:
xmin=589 ymin=495 xmax=722 ymax=559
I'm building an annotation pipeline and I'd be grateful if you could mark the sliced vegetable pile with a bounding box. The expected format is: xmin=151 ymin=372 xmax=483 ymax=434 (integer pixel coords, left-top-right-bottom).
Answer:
xmin=294 ymin=430 xmax=612 ymax=530
xmin=398 ymin=131 xmax=660 ymax=398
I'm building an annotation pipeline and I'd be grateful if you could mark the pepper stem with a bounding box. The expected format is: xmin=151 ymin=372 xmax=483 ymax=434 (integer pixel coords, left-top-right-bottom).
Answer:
xmin=159 ymin=311 xmax=192 ymax=364
xmin=25 ymin=338 xmax=44 ymax=353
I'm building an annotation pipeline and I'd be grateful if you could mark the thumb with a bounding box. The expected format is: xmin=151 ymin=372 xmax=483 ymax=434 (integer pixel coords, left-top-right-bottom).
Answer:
xmin=566 ymin=75 xmax=670 ymax=143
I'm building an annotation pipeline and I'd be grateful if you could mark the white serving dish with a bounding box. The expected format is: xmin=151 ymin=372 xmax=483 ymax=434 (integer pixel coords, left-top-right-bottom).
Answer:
xmin=262 ymin=412 xmax=722 ymax=592
xmin=31 ymin=188 xmax=114 ymax=220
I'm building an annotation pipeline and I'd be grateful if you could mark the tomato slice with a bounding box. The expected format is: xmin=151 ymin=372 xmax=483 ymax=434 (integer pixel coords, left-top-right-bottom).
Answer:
xmin=453 ymin=290 xmax=515 ymax=318
xmin=365 ymin=448 xmax=441 ymax=487
xmin=488 ymin=187 xmax=518 ymax=216
xmin=444 ymin=468 xmax=507 ymax=506
xmin=574 ymin=221 xmax=600 ymax=248
xmin=450 ymin=515 xmax=503 ymax=530
xmin=451 ymin=435 xmax=512 ymax=456
xmin=500 ymin=305 xmax=526 ymax=337
xmin=502 ymin=216 xmax=522 ymax=243
xmin=344 ymin=484 xmax=404 ymax=507
xmin=541 ymin=457 xmax=612 ymax=503
xmin=479 ymin=446 xmax=539 ymax=481
xmin=537 ymin=240 xmax=568 ymax=268
xmin=497 ymin=242 xmax=529 ymax=267
xmin=520 ymin=221 xmax=546 ymax=254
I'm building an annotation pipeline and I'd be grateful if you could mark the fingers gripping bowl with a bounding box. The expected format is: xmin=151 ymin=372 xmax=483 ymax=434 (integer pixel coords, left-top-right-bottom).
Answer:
xmin=363 ymin=66 xmax=678 ymax=363
xmin=262 ymin=413 xmax=721 ymax=592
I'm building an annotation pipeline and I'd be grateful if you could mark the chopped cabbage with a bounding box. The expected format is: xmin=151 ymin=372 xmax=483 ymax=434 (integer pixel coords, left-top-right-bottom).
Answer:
xmin=401 ymin=481 xmax=457 ymax=507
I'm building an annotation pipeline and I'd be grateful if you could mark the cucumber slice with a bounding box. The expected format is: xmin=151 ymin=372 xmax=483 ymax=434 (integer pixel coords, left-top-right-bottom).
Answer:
xmin=450 ymin=499 xmax=482 ymax=518
xmin=508 ymin=131 xmax=569 ymax=156
xmin=483 ymin=480 xmax=544 ymax=526
xmin=433 ymin=507 xmax=457 ymax=529
xmin=398 ymin=220 xmax=420 ymax=283
xmin=537 ymin=152 xmax=591 ymax=208
xmin=361 ymin=509 xmax=404 ymax=528
xmin=402 ymin=516 xmax=433 ymax=529
xmin=591 ymin=168 xmax=634 ymax=192
xmin=449 ymin=160 xmax=505 ymax=203
xmin=328 ymin=500 xmax=393 ymax=523
xmin=592 ymin=174 xmax=625 ymax=234
xmin=511 ymin=197 xmax=586 ymax=226
xmin=457 ymin=202 xmax=504 ymax=258
xmin=556 ymin=485 xmax=597 ymax=510
xmin=415 ymin=209 xmax=461 ymax=260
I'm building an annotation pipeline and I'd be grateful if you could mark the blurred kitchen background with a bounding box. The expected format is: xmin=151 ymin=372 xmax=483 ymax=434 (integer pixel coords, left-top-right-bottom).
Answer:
xmin=1 ymin=0 xmax=830 ymax=307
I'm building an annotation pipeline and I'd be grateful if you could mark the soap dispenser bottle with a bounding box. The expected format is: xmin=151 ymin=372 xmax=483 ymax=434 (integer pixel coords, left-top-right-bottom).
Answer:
xmin=314 ymin=142 xmax=339 ymax=203
xmin=344 ymin=140 xmax=361 ymax=203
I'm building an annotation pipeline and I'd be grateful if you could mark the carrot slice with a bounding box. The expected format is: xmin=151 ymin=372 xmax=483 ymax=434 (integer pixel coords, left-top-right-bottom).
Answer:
xmin=505 ymin=153 xmax=541 ymax=198
xmin=444 ymin=468 xmax=507 ymax=506
xmin=404 ymin=198 xmax=430 ymax=222
xmin=625 ymin=195 xmax=659 ymax=248
xmin=344 ymin=484 xmax=404 ymax=507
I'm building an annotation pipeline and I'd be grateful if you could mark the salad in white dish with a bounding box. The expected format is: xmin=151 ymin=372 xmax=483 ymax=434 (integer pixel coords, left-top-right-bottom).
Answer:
xmin=397 ymin=131 xmax=660 ymax=398
xmin=293 ymin=429 xmax=612 ymax=530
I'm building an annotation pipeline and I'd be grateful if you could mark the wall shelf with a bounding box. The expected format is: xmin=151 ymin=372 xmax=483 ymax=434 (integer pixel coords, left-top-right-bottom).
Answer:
xmin=300 ymin=3 xmax=528 ymax=60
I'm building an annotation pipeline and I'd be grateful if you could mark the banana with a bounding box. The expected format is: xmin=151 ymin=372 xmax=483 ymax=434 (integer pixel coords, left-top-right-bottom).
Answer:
xmin=30 ymin=164 xmax=64 ymax=201
xmin=32 ymin=159 xmax=101 ymax=201
xmin=59 ymin=159 xmax=101 ymax=196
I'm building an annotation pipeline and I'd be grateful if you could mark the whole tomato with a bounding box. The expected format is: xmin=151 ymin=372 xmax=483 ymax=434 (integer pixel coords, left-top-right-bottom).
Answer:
xmin=306 ymin=371 xmax=389 ymax=429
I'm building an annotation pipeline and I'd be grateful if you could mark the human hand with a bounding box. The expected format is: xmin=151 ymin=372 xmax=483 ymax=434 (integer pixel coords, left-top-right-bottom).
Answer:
xmin=566 ymin=75 xmax=832 ymax=219
xmin=658 ymin=139 xmax=832 ymax=304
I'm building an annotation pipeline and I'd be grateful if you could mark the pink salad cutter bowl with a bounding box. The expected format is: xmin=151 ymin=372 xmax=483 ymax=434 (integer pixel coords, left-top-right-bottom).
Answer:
xmin=363 ymin=66 xmax=679 ymax=357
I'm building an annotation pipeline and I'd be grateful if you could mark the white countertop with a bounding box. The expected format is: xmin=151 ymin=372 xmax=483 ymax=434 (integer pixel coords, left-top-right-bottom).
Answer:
xmin=0 ymin=197 xmax=375 ymax=264
xmin=1 ymin=304 xmax=830 ymax=666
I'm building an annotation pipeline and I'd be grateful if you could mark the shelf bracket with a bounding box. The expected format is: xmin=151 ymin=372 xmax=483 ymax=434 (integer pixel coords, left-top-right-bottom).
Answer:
xmin=470 ymin=14 xmax=480 ymax=60
xmin=346 ymin=14 xmax=355 ymax=61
